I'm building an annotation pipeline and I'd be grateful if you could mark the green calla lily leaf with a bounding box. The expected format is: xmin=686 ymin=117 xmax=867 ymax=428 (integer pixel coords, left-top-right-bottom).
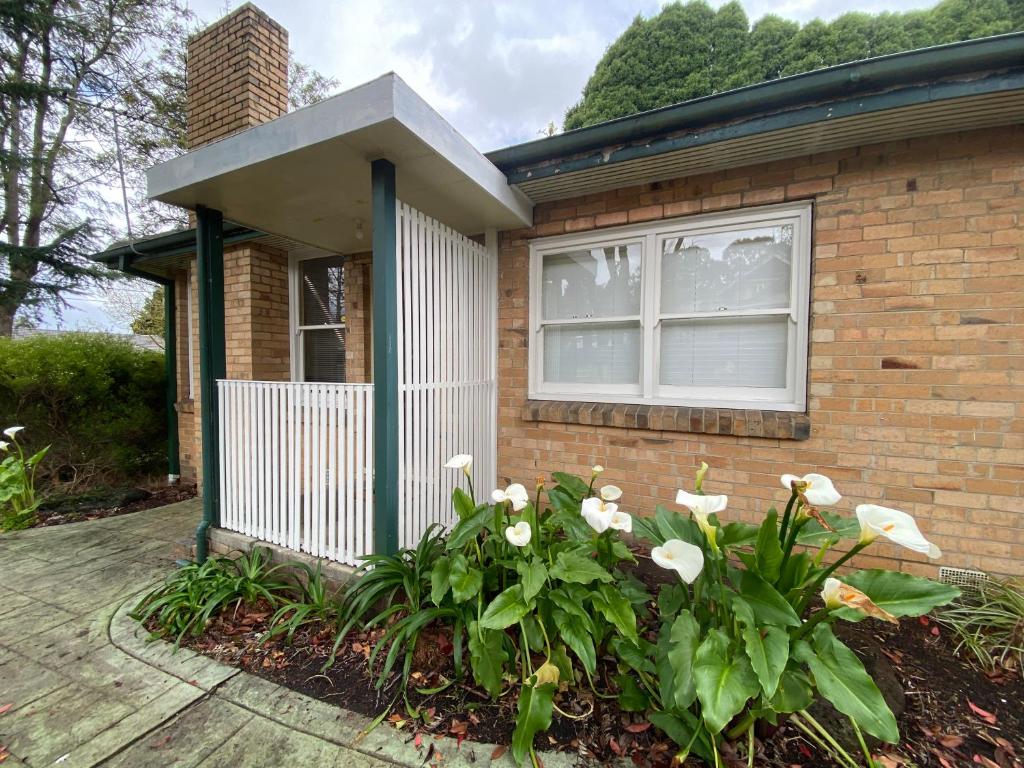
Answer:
xmin=512 ymin=680 xmax=555 ymax=766
xmin=837 ymin=569 xmax=961 ymax=621
xmin=693 ymin=628 xmax=760 ymax=734
xmin=794 ymin=624 xmax=899 ymax=743
xmin=480 ymin=584 xmax=530 ymax=630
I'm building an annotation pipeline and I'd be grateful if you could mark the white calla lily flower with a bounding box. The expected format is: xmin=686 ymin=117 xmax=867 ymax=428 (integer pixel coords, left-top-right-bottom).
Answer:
xmin=856 ymin=504 xmax=941 ymax=558
xmin=592 ymin=465 xmax=604 ymax=475
xmin=505 ymin=521 xmax=532 ymax=547
xmin=491 ymin=483 xmax=530 ymax=511
xmin=0 ymin=441 xmax=8 ymax=451
xmin=675 ymin=489 xmax=727 ymax=550
xmin=600 ymin=485 xmax=622 ymax=502
xmin=822 ymin=577 xmax=898 ymax=623
xmin=3 ymin=426 xmax=23 ymax=439
xmin=444 ymin=454 xmax=473 ymax=471
xmin=780 ymin=472 xmax=842 ymax=507
xmin=581 ymin=497 xmax=615 ymax=534
xmin=608 ymin=510 xmax=632 ymax=533
xmin=651 ymin=539 xmax=704 ymax=584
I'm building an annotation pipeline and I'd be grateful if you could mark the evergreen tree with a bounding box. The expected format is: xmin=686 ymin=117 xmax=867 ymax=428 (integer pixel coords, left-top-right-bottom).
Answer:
xmin=131 ymin=287 xmax=164 ymax=337
xmin=564 ymin=0 xmax=1022 ymax=130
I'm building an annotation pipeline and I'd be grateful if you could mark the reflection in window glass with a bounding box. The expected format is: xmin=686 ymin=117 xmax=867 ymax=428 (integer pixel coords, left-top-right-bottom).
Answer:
xmin=542 ymin=244 xmax=642 ymax=320
xmin=543 ymin=323 xmax=641 ymax=385
xmin=298 ymin=255 xmax=346 ymax=382
xmin=661 ymin=225 xmax=792 ymax=314
xmin=302 ymin=256 xmax=345 ymax=325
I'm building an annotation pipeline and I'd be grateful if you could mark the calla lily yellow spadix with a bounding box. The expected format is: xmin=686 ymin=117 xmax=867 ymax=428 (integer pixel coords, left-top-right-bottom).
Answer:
xmin=492 ymin=483 xmax=529 ymax=511
xmin=856 ymin=503 xmax=941 ymax=559
xmin=651 ymin=538 xmax=704 ymax=584
xmin=581 ymin=495 xmax=618 ymax=532
xmin=505 ymin=521 xmax=532 ymax=547
xmin=822 ymin=577 xmax=898 ymax=624
xmin=675 ymin=489 xmax=727 ymax=551
xmin=780 ymin=472 xmax=842 ymax=508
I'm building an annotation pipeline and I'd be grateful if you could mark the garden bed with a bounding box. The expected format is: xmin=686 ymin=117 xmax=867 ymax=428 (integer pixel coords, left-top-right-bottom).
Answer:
xmin=157 ymin=560 xmax=1023 ymax=768
xmin=34 ymin=482 xmax=196 ymax=527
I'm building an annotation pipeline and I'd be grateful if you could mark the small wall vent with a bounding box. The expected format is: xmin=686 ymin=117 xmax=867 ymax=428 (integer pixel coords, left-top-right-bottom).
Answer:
xmin=938 ymin=566 xmax=988 ymax=593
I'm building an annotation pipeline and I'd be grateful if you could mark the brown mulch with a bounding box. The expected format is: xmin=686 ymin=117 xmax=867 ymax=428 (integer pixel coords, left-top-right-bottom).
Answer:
xmin=162 ymin=572 xmax=1023 ymax=767
xmin=35 ymin=483 xmax=197 ymax=527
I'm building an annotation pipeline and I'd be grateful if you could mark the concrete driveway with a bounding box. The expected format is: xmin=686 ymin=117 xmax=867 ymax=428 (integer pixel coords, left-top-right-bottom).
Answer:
xmin=0 ymin=502 xmax=400 ymax=768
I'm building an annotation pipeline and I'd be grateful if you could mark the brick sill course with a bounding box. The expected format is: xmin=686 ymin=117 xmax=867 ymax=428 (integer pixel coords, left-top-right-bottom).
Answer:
xmin=521 ymin=400 xmax=811 ymax=441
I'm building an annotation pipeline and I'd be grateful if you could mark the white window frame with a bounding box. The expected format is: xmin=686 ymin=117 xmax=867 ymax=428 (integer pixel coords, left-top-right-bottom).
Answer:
xmin=288 ymin=249 xmax=346 ymax=383
xmin=528 ymin=202 xmax=811 ymax=412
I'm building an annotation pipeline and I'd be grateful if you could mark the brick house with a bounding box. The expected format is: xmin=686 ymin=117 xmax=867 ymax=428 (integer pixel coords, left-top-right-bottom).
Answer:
xmin=95 ymin=4 xmax=1024 ymax=577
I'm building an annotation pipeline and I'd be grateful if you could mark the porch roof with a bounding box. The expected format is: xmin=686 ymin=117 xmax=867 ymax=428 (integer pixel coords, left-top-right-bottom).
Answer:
xmin=146 ymin=73 xmax=533 ymax=252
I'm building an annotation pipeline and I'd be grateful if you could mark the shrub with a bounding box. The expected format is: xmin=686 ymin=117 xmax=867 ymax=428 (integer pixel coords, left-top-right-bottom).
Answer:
xmin=0 ymin=425 xmax=49 ymax=530
xmin=936 ymin=576 xmax=1024 ymax=680
xmin=0 ymin=333 xmax=166 ymax=488
xmin=131 ymin=547 xmax=293 ymax=646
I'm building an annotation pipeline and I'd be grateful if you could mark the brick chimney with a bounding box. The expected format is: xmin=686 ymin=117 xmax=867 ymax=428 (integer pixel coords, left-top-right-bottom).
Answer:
xmin=186 ymin=3 xmax=289 ymax=149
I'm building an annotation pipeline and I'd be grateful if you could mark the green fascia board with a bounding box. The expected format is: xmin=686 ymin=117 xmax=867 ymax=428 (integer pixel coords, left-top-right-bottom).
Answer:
xmin=499 ymin=69 xmax=1024 ymax=185
xmin=487 ymin=32 xmax=1024 ymax=179
xmin=91 ymin=222 xmax=260 ymax=271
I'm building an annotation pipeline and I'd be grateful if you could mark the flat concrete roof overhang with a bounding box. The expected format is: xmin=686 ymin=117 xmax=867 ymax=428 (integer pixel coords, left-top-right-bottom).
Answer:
xmin=147 ymin=74 xmax=533 ymax=253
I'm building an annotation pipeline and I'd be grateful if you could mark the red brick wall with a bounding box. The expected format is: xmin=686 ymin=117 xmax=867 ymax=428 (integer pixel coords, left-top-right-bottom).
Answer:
xmin=496 ymin=124 xmax=1024 ymax=577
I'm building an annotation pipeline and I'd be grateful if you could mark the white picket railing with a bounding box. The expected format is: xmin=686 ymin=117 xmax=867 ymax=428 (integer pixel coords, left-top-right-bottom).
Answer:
xmin=218 ymin=380 xmax=374 ymax=565
xmin=395 ymin=202 xmax=498 ymax=548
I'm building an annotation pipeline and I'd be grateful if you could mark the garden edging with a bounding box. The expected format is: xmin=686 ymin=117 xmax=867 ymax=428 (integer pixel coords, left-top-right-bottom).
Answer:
xmin=108 ymin=592 xmax=588 ymax=768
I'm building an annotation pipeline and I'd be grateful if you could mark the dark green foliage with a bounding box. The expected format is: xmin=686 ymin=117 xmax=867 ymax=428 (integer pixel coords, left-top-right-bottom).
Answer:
xmin=564 ymin=0 xmax=1021 ymax=129
xmin=130 ymin=547 xmax=292 ymax=646
xmin=263 ymin=562 xmax=341 ymax=644
xmin=0 ymin=334 xmax=166 ymax=487
xmin=330 ymin=523 xmax=448 ymax=686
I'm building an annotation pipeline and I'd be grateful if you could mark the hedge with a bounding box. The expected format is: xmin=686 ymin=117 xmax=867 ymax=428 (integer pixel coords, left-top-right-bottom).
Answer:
xmin=0 ymin=333 xmax=167 ymax=488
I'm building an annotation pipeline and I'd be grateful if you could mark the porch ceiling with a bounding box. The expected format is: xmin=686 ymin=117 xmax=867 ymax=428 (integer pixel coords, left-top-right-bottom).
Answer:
xmin=147 ymin=74 xmax=533 ymax=253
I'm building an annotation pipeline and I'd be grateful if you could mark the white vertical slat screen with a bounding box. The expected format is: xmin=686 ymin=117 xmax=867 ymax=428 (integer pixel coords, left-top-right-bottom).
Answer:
xmin=218 ymin=380 xmax=374 ymax=565
xmin=395 ymin=201 xmax=498 ymax=548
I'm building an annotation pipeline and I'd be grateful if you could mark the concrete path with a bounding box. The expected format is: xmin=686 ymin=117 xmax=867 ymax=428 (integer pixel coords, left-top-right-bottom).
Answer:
xmin=0 ymin=503 xmax=571 ymax=768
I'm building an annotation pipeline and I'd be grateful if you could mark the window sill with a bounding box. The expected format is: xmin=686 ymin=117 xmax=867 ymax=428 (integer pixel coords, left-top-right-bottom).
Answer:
xmin=521 ymin=400 xmax=810 ymax=441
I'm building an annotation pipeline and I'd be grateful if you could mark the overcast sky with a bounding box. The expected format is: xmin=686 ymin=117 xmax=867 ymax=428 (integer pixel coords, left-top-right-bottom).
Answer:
xmin=58 ymin=0 xmax=940 ymax=331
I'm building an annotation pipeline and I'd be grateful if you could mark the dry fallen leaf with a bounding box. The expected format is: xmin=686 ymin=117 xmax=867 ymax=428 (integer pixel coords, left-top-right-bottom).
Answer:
xmin=939 ymin=734 xmax=965 ymax=749
xmin=490 ymin=745 xmax=507 ymax=760
xmin=973 ymin=755 xmax=1001 ymax=768
xmin=624 ymin=722 xmax=651 ymax=734
xmin=0 ymin=704 xmax=11 ymax=716
xmin=968 ymin=699 xmax=998 ymax=725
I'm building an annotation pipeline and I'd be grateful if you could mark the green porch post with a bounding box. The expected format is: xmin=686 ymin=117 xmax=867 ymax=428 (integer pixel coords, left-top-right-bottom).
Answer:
xmin=195 ymin=206 xmax=226 ymax=562
xmin=371 ymin=159 xmax=399 ymax=555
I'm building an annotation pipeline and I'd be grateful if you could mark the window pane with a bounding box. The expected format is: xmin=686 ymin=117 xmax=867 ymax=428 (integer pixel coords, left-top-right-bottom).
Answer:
xmin=303 ymin=328 xmax=346 ymax=383
xmin=542 ymin=244 xmax=642 ymax=321
xmin=301 ymin=256 xmax=345 ymax=325
xmin=661 ymin=225 xmax=792 ymax=314
xmin=543 ymin=322 xmax=641 ymax=385
xmin=659 ymin=316 xmax=788 ymax=388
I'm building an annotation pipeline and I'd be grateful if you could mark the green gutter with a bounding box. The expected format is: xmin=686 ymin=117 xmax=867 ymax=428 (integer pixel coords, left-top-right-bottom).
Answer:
xmin=118 ymin=257 xmax=180 ymax=482
xmin=93 ymin=222 xmax=259 ymax=275
xmin=486 ymin=32 xmax=1024 ymax=176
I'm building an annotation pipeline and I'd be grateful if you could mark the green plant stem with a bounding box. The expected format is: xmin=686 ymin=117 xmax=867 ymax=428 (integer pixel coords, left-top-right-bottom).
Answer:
xmin=789 ymin=713 xmax=858 ymax=768
xmin=465 ymin=473 xmax=476 ymax=505
xmin=726 ymin=712 xmax=755 ymax=741
xmin=777 ymin=512 xmax=810 ymax=579
xmin=747 ymin=722 xmax=755 ymax=768
xmin=798 ymin=711 xmax=859 ymax=768
xmin=849 ymin=716 xmax=876 ymax=768
xmin=778 ymin=489 xmax=799 ymax=544
xmin=794 ymin=608 xmax=833 ymax=641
